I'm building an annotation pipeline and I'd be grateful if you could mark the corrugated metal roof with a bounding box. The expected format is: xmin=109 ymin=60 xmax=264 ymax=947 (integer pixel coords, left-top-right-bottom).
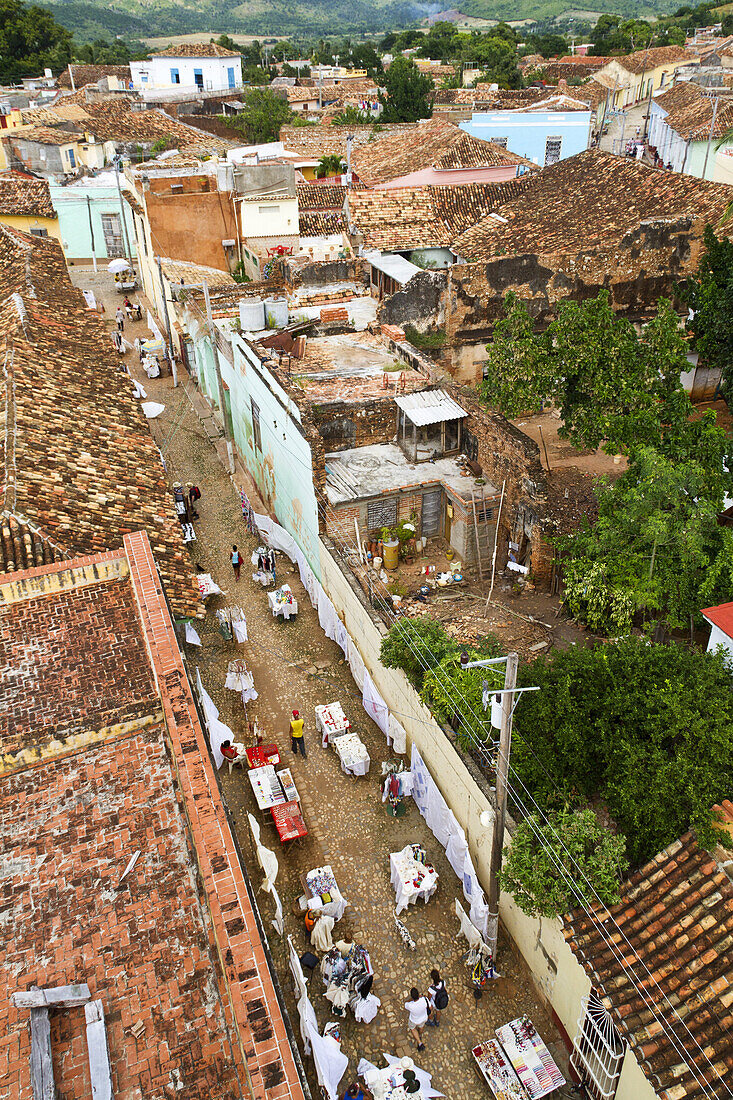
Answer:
xmin=363 ymin=249 xmax=421 ymax=284
xmin=395 ymin=388 xmax=467 ymax=426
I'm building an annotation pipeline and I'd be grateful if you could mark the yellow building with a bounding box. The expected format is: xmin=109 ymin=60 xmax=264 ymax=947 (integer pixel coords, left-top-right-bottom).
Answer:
xmin=596 ymin=45 xmax=698 ymax=108
xmin=0 ymin=174 xmax=61 ymax=243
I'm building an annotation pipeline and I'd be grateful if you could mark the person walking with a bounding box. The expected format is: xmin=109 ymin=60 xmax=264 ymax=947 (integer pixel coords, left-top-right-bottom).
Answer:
xmin=404 ymin=987 xmax=430 ymax=1051
xmin=187 ymin=482 xmax=201 ymax=519
xmin=290 ymin=710 xmax=306 ymax=757
xmin=115 ymin=306 xmax=124 ymax=332
xmin=427 ymin=969 xmax=448 ymax=1026
xmin=231 ymin=544 xmax=242 ymax=580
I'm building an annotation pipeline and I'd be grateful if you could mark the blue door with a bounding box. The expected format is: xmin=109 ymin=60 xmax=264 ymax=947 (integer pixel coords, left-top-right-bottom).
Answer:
xmin=228 ymin=66 xmax=235 ymax=88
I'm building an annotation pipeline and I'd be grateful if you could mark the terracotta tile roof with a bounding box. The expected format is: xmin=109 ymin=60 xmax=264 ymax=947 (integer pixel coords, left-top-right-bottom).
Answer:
xmin=56 ymin=63 xmax=131 ymax=89
xmin=612 ymin=45 xmax=695 ymax=75
xmin=563 ymin=832 xmax=733 ymax=1100
xmin=2 ymin=124 xmax=76 ymax=146
xmin=453 ymin=150 xmax=733 ymax=260
xmin=19 ymin=101 xmax=91 ymax=125
xmin=662 ymin=85 xmax=733 ymax=141
xmin=297 ymin=182 xmax=347 ymax=209
xmin=0 ymin=175 xmax=55 ymax=218
xmin=0 ymin=226 xmax=200 ymax=617
xmin=160 ymin=256 xmax=237 ymax=286
xmin=280 ymin=123 xmax=417 ymax=158
xmin=282 ymin=86 xmax=322 ymax=103
xmin=153 ymin=41 xmax=241 ymax=57
xmin=434 ymin=86 xmax=554 ymax=107
xmin=300 ymin=210 xmax=344 ymax=235
xmin=350 ymin=179 xmax=528 ymax=250
xmin=352 ymin=118 xmax=532 ymax=185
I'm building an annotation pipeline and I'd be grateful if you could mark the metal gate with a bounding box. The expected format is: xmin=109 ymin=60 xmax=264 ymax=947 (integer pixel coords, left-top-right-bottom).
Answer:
xmin=421 ymin=489 xmax=442 ymax=538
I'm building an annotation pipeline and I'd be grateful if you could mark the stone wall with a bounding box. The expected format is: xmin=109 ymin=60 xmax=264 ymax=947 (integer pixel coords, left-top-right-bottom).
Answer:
xmin=310 ymin=396 xmax=398 ymax=451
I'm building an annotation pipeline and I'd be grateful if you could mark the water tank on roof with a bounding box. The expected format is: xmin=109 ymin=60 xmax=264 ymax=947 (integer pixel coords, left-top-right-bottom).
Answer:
xmin=264 ymin=295 xmax=288 ymax=329
xmin=239 ymin=296 xmax=265 ymax=330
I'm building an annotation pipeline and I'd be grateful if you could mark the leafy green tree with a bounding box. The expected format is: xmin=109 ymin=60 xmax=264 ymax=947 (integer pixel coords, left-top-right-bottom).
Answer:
xmin=379 ymin=57 xmax=433 ymax=123
xmin=315 ymin=153 xmax=345 ymax=178
xmin=521 ymin=33 xmax=568 ymax=58
xmin=379 ymin=617 xmax=461 ymax=689
xmin=219 ymin=87 xmax=292 ymax=144
xmin=473 ymin=37 xmax=522 ymax=89
xmin=512 ymin=638 xmax=733 ymax=863
xmin=680 ymin=225 xmax=733 ymax=397
xmin=478 ymin=293 xmax=552 ymax=417
xmin=0 ymin=0 xmax=73 ymax=81
xmin=349 ymin=41 xmax=382 ymax=76
xmin=330 ymin=105 xmax=372 ymax=125
xmin=499 ymin=809 xmax=628 ymax=918
xmin=560 ymin=446 xmax=733 ymax=635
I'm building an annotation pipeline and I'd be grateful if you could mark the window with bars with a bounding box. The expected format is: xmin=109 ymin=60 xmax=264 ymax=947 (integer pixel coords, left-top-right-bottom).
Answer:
xmin=492 ymin=136 xmax=509 ymax=148
xmin=571 ymin=992 xmax=625 ymax=1099
xmin=367 ymin=496 xmax=398 ymax=530
xmin=251 ymin=398 xmax=262 ymax=452
xmin=544 ymin=136 xmax=563 ymax=166
xmin=101 ymin=213 xmax=124 ymax=257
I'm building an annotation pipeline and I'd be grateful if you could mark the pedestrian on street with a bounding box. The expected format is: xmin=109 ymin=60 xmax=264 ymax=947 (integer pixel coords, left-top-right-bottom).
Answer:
xmin=115 ymin=306 xmax=124 ymax=332
xmin=187 ymin=482 xmax=201 ymax=519
xmin=404 ymin=987 xmax=430 ymax=1051
xmin=290 ymin=709 xmax=306 ymax=756
xmin=231 ymin=544 xmax=242 ymax=580
xmin=427 ymin=969 xmax=448 ymax=1026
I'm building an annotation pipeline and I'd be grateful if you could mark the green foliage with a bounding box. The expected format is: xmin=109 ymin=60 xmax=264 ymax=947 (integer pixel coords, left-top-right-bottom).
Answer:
xmin=379 ymin=616 xmax=461 ymax=689
xmin=480 ymin=291 xmax=706 ymax=457
xmin=315 ymin=153 xmax=345 ymax=178
xmin=218 ymin=87 xmax=293 ymax=144
xmin=0 ymin=0 xmax=73 ymax=80
xmin=379 ymin=56 xmax=433 ymax=123
xmin=330 ymin=105 xmax=373 ymax=125
xmin=404 ymin=325 xmax=446 ymax=350
xmin=521 ymin=32 xmax=568 ymax=57
xmin=150 ymin=137 xmax=171 ymax=154
xmin=512 ymin=638 xmax=733 ymax=863
xmin=421 ymin=636 xmax=505 ymax=754
xmin=680 ymin=225 xmax=733 ymax=398
xmin=560 ymin=446 xmax=733 ymax=635
xmin=499 ymin=808 xmax=628 ymax=918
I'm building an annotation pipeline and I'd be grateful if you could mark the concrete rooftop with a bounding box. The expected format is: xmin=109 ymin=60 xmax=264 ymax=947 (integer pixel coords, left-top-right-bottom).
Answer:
xmin=295 ymin=333 xmax=425 ymax=403
xmin=325 ymin=441 xmax=497 ymax=503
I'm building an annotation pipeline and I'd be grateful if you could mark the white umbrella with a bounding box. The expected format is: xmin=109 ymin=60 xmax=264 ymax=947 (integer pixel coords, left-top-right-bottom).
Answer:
xmin=108 ymin=258 xmax=131 ymax=274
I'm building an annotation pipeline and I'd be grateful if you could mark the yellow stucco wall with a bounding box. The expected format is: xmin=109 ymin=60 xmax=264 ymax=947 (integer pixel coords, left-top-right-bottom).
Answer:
xmin=0 ymin=213 xmax=62 ymax=243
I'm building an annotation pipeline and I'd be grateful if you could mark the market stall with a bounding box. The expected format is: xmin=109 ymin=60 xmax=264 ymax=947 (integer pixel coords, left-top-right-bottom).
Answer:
xmin=246 ymin=743 xmax=281 ymax=769
xmin=304 ymin=865 xmax=349 ymax=921
xmin=268 ymin=584 xmax=298 ymax=619
xmin=271 ymin=800 xmax=308 ymax=843
xmin=320 ymin=943 xmax=378 ymax=1021
xmin=316 ymin=702 xmax=351 ymax=747
xmin=217 ymin=607 xmax=249 ymax=643
xmin=472 ymin=1040 xmax=525 ymax=1100
xmin=390 ymin=844 xmax=439 ymax=914
xmin=225 ymin=660 xmax=258 ymax=702
xmin=334 ymin=731 xmax=370 ymax=776
xmin=196 ymin=573 xmax=222 ymax=600
xmin=358 ymin=1056 xmax=443 ymax=1100
xmin=493 ymin=1018 xmax=565 ymax=1098
xmin=251 ymin=546 xmax=277 ymax=587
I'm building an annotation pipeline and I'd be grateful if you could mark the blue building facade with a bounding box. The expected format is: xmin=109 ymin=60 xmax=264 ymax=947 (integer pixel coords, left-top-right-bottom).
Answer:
xmin=459 ymin=110 xmax=591 ymax=167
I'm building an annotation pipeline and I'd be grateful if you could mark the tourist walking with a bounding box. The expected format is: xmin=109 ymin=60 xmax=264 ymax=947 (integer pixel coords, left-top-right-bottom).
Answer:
xmin=427 ymin=969 xmax=448 ymax=1026
xmin=290 ymin=710 xmax=306 ymax=757
xmin=231 ymin=544 xmax=242 ymax=580
xmin=404 ymin=987 xmax=430 ymax=1051
xmin=115 ymin=306 xmax=124 ymax=332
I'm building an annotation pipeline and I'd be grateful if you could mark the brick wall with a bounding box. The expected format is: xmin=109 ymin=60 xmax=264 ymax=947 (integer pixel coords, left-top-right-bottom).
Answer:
xmin=311 ymin=396 xmax=398 ymax=451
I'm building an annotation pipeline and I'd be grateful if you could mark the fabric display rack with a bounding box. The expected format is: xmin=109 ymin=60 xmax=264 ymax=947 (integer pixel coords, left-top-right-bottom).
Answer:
xmin=320 ymin=944 xmax=379 ymax=1022
xmin=268 ymin=584 xmax=298 ymax=619
xmin=225 ymin=660 xmax=258 ymax=704
xmin=382 ymin=761 xmax=414 ymax=818
xmin=251 ymin=545 xmax=277 ymax=587
xmin=491 ymin=1017 xmax=566 ymax=1099
xmin=216 ymin=606 xmax=248 ymax=642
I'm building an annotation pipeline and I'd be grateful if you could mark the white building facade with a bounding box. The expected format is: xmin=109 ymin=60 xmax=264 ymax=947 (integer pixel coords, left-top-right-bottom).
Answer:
xmin=130 ymin=47 xmax=242 ymax=94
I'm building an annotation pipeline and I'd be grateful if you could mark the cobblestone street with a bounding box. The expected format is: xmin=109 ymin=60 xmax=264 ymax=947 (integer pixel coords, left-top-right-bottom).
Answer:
xmin=72 ymin=267 xmax=571 ymax=1100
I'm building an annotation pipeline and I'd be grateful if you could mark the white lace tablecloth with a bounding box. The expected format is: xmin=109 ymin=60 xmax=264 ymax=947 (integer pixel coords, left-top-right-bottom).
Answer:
xmin=334 ymin=732 xmax=370 ymax=776
xmin=306 ymin=864 xmax=349 ymax=921
xmin=268 ymin=585 xmax=298 ymax=619
xmin=389 ymin=846 xmax=438 ymax=915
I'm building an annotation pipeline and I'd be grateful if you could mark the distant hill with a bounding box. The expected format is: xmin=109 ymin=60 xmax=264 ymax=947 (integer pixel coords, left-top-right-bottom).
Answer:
xmin=41 ymin=0 xmax=676 ymax=41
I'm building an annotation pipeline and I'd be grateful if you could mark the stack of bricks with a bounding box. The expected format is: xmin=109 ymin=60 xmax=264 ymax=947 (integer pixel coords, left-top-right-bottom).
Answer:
xmin=381 ymin=324 xmax=406 ymax=342
xmin=320 ymin=307 xmax=349 ymax=324
xmin=296 ymin=289 xmax=355 ymax=308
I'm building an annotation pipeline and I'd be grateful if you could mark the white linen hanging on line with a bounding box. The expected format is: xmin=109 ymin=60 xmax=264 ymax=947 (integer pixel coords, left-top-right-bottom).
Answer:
xmin=318 ymin=591 xmax=339 ymax=642
xmin=454 ymin=897 xmax=484 ymax=949
xmin=348 ymin=637 xmax=366 ymax=691
xmin=362 ymin=669 xmax=389 ymax=736
xmin=185 ymin=623 xmax=202 ymax=646
xmin=307 ymin=1023 xmax=349 ymax=1100
xmin=335 ymin=619 xmax=350 ymax=657
xmin=232 ymin=617 xmax=248 ymax=643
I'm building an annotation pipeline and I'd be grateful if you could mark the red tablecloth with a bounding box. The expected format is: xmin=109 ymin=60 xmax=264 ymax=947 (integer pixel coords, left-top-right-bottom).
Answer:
xmin=271 ymin=800 xmax=308 ymax=842
xmin=246 ymin=744 xmax=281 ymax=768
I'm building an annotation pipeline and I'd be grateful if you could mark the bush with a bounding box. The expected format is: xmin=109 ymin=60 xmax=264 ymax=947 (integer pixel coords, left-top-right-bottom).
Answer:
xmin=379 ymin=617 xmax=461 ymax=689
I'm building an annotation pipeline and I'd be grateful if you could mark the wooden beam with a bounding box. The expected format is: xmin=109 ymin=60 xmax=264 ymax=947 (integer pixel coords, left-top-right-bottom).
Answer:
xmin=13 ymin=984 xmax=91 ymax=1009
xmin=85 ymin=1000 xmax=113 ymax=1100
xmin=29 ymin=1008 xmax=54 ymax=1100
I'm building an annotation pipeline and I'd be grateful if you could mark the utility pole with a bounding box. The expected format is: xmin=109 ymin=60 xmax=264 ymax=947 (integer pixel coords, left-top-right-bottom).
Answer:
xmin=344 ymin=133 xmax=354 ymax=232
xmin=156 ymin=257 xmax=178 ymax=387
xmin=486 ymin=651 xmax=518 ymax=960
xmin=86 ymin=196 xmax=97 ymax=273
xmin=702 ymin=95 xmax=720 ymax=180
xmin=113 ymin=155 xmax=134 ymax=270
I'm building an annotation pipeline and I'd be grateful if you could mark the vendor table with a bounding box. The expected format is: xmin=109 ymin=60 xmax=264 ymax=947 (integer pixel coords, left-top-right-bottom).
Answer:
xmin=271 ymin=800 xmax=308 ymax=842
xmin=390 ymin=845 xmax=438 ymax=915
xmin=360 ymin=1060 xmax=431 ymax=1100
xmin=278 ymin=767 xmax=299 ymax=802
xmin=246 ymin=744 xmax=281 ymax=769
xmin=268 ymin=585 xmax=298 ymax=620
xmin=316 ymin=701 xmax=351 ymax=747
xmin=472 ymin=1040 xmax=526 ymax=1100
xmin=305 ymin=864 xmax=349 ymax=921
xmin=494 ymin=1017 xmax=565 ymax=1099
xmin=334 ymin=732 xmax=370 ymax=776
xmin=249 ymin=765 xmax=288 ymax=811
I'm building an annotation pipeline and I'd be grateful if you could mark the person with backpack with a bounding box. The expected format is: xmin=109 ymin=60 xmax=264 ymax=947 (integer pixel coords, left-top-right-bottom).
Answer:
xmin=186 ymin=482 xmax=201 ymax=519
xmin=404 ymin=987 xmax=430 ymax=1051
xmin=427 ymin=969 xmax=449 ymax=1026
xmin=231 ymin=544 xmax=243 ymax=580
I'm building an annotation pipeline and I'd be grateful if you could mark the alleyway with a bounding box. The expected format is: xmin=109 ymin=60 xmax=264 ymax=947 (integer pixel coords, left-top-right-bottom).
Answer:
xmin=72 ymin=267 xmax=571 ymax=1099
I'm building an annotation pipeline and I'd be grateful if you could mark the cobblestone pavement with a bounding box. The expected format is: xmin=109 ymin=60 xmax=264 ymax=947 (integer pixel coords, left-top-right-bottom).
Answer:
xmin=72 ymin=265 xmax=572 ymax=1100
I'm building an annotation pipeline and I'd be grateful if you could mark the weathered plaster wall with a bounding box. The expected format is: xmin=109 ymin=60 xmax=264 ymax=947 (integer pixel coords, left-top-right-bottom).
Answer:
xmin=310 ymin=397 xmax=398 ymax=451
xmin=145 ymin=190 xmax=237 ymax=272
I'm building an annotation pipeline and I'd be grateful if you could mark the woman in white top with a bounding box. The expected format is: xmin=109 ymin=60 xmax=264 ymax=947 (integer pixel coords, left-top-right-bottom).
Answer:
xmin=404 ymin=987 xmax=430 ymax=1050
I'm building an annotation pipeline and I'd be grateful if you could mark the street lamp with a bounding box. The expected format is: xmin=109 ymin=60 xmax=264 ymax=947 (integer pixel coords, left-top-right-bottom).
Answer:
xmin=460 ymin=651 xmax=538 ymax=960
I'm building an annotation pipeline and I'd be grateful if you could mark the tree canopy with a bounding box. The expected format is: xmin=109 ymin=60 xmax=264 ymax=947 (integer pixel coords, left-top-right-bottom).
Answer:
xmin=680 ymin=225 xmax=733 ymax=399
xmin=378 ymin=56 xmax=433 ymax=123
xmin=219 ymin=87 xmax=292 ymax=144
xmin=0 ymin=0 xmax=73 ymax=81
xmin=499 ymin=809 xmax=628 ymax=918
xmin=513 ymin=638 xmax=733 ymax=863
